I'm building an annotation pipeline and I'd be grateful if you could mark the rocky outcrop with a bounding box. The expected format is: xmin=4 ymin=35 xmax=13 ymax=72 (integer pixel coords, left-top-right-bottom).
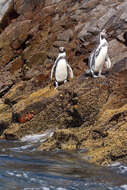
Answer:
xmin=0 ymin=0 xmax=126 ymax=165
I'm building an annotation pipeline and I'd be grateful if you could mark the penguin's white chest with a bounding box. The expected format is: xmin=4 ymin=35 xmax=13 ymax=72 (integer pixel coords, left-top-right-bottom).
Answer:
xmin=55 ymin=59 xmax=67 ymax=82
xmin=94 ymin=46 xmax=108 ymax=72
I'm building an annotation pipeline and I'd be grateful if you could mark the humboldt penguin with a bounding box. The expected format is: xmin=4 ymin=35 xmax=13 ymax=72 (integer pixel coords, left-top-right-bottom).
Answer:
xmin=88 ymin=29 xmax=112 ymax=78
xmin=50 ymin=47 xmax=74 ymax=88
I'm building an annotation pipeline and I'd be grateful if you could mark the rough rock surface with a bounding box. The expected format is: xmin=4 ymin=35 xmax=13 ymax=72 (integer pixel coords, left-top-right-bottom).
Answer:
xmin=0 ymin=0 xmax=127 ymax=165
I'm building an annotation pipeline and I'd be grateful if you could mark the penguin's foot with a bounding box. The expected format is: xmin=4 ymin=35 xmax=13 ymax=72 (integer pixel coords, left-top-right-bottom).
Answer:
xmin=98 ymin=74 xmax=105 ymax=78
xmin=92 ymin=74 xmax=99 ymax=78
xmin=64 ymin=80 xmax=67 ymax=84
xmin=55 ymin=81 xmax=59 ymax=89
xmin=91 ymin=70 xmax=98 ymax=78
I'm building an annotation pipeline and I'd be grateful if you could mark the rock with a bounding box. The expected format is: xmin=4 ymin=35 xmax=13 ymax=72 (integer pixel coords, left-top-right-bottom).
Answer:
xmin=97 ymin=8 xmax=116 ymax=29
xmin=109 ymin=39 xmax=127 ymax=64
xmin=3 ymin=123 xmax=21 ymax=140
xmin=45 ymin=0 xmax=62 ymax=6
xmin=8 ymin=56 xmax=24 ymax=74
xmin=0 ymin=20 xmax=32 ymax=66
xmin=3 ymin=81 xmax=26 ymax=103
xmin=0 ymin=102 xmax=12 ymax=135
xmin=121 ymin=11 xmax=127 ymax=23
xmin=53 ymin=41 xmax=68 ymax=48
xmin=47 ymin=47 xmax=58 ymax=59
xmin=123 ymin=32 xmax=127 ymax=43
xmin=0 ymin=19 xmax=32 ymax=48
xmin=57 ymin=29 xmax=73 ymax=42
xmin=0 ymin=0 xmax=126 ymax=166
xmin=77 ymin=23 xmax=89 ymax=38
xmin=12 ymin=86 xmax=57 ymax=114
xmin=38 ymin=129 xmax=79 ymax=151
xmin=0 ymin=69 xmax=13 ymax=97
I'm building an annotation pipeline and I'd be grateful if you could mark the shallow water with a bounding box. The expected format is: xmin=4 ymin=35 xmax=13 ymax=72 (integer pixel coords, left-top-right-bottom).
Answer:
xmin=0 ymin=133 xmax=127 ymax=190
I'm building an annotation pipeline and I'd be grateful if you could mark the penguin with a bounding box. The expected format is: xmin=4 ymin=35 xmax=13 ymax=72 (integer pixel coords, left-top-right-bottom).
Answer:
xmin=50 ymin=47 xmax=74 ymax=88
xmin=87 ymin=29 xmax=112 ymax=78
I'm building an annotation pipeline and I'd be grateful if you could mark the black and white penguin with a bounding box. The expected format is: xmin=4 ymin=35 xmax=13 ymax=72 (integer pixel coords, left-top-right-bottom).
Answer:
xmin=50 ymin=47 xmax=74 ymax=88
xmin=88 ymin=29 xmax=112 ymax=78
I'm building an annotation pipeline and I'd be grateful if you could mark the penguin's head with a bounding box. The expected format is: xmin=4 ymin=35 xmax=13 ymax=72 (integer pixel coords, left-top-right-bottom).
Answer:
xmin=100 ymin=29 xmax=107 ymax=38
xmin=59 ymin=47 xmax=65 ymax=53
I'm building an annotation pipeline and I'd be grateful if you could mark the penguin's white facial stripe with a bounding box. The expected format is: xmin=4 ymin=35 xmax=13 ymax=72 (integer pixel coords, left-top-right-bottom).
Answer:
xmin=59 ymin=47 xmax=65 ymax=53
xmin=100 ymin=38 xmax=108 ymax=47
xmin=100 ymin=31 xmax=107 ymax=39
xmin=101 ymin=29 xmax=106 ymax=34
